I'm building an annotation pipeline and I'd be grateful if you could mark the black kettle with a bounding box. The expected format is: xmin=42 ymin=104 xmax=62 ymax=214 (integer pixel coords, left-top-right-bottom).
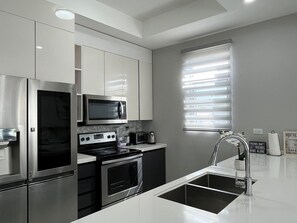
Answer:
xmin=147 ymin=131 xmax=156 ymax=144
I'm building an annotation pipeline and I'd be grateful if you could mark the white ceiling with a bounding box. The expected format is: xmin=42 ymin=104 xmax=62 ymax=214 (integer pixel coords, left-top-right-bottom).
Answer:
xmin=95 ymin=0 xmax=194 ymax=21
xmin=47 ymin=0 xmax=297 ymax=50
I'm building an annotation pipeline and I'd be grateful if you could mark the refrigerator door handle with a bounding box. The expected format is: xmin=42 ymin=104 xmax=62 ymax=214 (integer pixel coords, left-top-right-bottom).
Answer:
xmin=29 ymin=171 xmax=74 ymax=184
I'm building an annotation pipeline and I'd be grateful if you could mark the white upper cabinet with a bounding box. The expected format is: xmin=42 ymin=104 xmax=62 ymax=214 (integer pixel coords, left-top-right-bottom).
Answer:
xmin=0 ymin=0 xmax=74 ymax=33
xmin=139 ymin=61 xmax=153 ymax=120
xmin=104 ymin=52 xmax=140 ymax=120
xmin=0 ymin=11 xmax=35 ymax=78
xmin=123 ymin=57 xmax=139 ymax=121
xmin=105 ymin=52 xmax=125 ymax=97
xmin=36 ymin=23 xmax=74 ymax=84
xmin=81 ymin=46 xmax=105 ymax=95
xmin=74 ymin=42 xmax=152 ymax=121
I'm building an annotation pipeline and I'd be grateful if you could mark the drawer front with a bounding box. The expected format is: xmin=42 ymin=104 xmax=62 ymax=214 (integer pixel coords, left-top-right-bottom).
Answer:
xmin=78 ymin=162 xmax=96 ymax=180
xmin=78 ymin=177 xmax=96 ymax=195
xmin=78 ymin=192 xmax=97 ymax=210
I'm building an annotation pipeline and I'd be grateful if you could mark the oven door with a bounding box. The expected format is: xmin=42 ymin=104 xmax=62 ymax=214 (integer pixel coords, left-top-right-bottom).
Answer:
xmin=84 ymin=95 xmax=127 ymax=125
xmin=101 ymin=154 xmax=143 ymax=207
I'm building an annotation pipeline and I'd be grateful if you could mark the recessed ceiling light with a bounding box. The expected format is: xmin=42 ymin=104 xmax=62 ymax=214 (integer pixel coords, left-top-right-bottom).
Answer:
xmin=244 ymin=0 xmax=255 ymax=4
xmin=55 ymin=9 xmax=75 ymax=20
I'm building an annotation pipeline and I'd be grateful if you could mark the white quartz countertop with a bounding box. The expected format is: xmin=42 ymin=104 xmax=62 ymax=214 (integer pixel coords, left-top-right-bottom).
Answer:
xmin=124 ymin=143 xmax=167 ymax=152
xmin=73 ymin=154 xmax=297 ymax=223
xmin=77 ymin=153 xmax=96 ymax=165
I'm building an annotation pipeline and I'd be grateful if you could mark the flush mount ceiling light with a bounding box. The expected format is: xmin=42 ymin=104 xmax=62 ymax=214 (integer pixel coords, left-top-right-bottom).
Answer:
xmin=244 ymin=0 xmax=255 ymax=4
xmin=55 ymin=9 xmax=75 ymax=20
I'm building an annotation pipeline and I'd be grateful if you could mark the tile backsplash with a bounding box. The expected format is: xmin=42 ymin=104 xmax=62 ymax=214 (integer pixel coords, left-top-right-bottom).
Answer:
xmin=77 ymin=121 xmax=143 ymax=137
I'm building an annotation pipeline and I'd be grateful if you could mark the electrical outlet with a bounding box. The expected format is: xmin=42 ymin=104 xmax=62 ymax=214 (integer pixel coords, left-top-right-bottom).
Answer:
xmin=253 ymin=128 xmax=263 ymax=135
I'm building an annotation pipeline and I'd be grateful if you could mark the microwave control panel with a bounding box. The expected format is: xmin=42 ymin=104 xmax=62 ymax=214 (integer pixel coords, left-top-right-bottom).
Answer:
xmin=79 ymin=132 xmax=116 ymax=145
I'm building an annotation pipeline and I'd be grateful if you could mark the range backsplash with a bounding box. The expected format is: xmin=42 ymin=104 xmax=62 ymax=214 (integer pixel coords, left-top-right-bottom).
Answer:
xmin=77 ymin=121 xmax=143 ymax=137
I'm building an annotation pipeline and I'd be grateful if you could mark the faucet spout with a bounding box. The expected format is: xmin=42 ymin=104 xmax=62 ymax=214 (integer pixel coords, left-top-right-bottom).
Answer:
xmin=209 ymin=133 xmax=253 ymax=196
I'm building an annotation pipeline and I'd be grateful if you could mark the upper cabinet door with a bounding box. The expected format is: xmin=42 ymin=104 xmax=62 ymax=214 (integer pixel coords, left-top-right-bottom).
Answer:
xmin=139 ymin=61 xmax=153 ymax=120
xmin=36 ymin=23 xmax=74 ymax=84
xmin=105 ymin=52 xmax=125 ymax=97
xmin=81 ymin=46 xmax=104 ymax=95
xmin=123 ymin=57 xmax=139 ymax=121
xmin=0 ymin=11 xmax=34 ymax=78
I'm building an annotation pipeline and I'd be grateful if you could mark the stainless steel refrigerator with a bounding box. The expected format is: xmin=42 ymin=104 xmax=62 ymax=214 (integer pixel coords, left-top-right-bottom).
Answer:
xmin=0 ymin=75 xmax=77 ymax=223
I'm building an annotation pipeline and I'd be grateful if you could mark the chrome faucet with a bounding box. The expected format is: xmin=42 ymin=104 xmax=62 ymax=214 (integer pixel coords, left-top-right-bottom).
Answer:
xmin=209 ymin=133 xmax=253 ymax=196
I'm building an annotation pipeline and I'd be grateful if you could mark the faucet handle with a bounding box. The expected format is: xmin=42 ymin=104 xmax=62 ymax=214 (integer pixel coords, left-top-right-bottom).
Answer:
xmin=235 ymin=171 xmax=245 ymax=189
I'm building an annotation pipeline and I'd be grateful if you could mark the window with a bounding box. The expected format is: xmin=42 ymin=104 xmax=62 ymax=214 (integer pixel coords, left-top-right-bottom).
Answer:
xmin=182 ymin=43 xmax=232 ymax=131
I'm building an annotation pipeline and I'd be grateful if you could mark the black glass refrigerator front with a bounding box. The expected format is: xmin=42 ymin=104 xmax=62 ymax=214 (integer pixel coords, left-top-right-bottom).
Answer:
xmin=37 ymin=90 xmax=71 ymax=171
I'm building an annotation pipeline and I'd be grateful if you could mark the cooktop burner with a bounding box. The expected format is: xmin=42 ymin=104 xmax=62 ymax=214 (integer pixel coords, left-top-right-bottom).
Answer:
xmin=82 ymin=147 xmax=140 ymax=160
xmin=78 ymin=132 xmax=141 ymax=162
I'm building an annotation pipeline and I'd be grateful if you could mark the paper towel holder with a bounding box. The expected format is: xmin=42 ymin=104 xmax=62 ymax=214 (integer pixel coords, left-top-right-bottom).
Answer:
xmin=268 ymin=130 xmax=282 ymax=156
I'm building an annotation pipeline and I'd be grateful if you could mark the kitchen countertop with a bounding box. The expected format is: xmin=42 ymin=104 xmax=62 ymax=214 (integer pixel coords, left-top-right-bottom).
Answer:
xmin=124 ymin=143 xmax=167 ymax=152
xmin=77 ymin=153 xmax=96 ymax=165
xmin=73 ymin=154 xmax=297 ymax=223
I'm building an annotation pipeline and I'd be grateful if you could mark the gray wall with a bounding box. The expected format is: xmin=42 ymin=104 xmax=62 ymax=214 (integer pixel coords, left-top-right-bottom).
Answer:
xmin=143 ymin=13 xmax=297 ymax=182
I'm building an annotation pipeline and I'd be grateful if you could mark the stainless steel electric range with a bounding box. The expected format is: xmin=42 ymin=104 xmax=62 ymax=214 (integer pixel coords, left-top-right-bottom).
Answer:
xmin=78 ymin=132 xmax=143 ymax=209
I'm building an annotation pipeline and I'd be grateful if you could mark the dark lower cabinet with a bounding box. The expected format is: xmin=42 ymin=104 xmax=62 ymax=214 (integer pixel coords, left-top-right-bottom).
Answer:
xmin=78 ymin=162 xmax=98 ymax=219
xmin=142 ymin=148 xmax=166 ymax=192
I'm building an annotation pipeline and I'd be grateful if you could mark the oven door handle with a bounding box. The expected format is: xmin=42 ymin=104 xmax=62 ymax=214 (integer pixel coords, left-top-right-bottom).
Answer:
xmin=102 ymin=154 xmax=143 ymax=165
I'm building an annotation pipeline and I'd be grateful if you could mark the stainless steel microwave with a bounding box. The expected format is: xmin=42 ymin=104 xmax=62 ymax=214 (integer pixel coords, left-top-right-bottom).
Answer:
xmin=84 ymin=95 xmax=127 ymax=125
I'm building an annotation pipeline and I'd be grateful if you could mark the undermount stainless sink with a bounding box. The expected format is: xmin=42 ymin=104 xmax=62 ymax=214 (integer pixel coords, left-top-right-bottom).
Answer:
xmin=159 ymin=184 xmax=238 ymax=214
xmin=159 ymin=173 xmax=256 ymax=214
xmin=189 ymin=174 xmax=246 ymax=195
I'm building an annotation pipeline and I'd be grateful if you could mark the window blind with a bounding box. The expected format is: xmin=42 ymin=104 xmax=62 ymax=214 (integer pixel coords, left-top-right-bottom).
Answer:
xmin=182 ymin=43 xmax=232 ymax=131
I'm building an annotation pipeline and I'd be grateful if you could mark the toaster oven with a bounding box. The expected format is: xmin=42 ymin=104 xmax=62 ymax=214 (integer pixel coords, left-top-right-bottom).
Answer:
xmin=130 ymin=132 xmax=148 ymax=145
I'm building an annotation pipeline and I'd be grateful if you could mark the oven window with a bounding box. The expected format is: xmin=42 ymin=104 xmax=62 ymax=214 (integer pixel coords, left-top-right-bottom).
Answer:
xmin=108 ymin=161 xmax=138 ymax=195
xmin=37 ymin=90 xmax=71 ymax=171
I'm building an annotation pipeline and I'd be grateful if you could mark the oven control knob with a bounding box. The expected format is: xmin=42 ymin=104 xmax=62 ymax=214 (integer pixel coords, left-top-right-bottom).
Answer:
xmin=112 ymin=135 xmax=115 ymax=138
xmin=86 ymin=137 xmax=90 ymax=141
xmin=81 ymin=138 xmax=85 ymax=141
xmin=107 ymin=135 xmax=111 ymax=139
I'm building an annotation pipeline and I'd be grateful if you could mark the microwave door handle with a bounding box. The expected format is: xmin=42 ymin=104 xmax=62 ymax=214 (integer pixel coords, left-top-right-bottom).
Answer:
xmin=118 ymin=102 xmax=123 ymax=118
xmin=120 ymin=102 xmax=125 ymax=117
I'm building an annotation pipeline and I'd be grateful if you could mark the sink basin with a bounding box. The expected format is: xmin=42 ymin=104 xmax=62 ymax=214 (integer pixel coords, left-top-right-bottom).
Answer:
xmin=189 ymin=174 xmax=245 ymax=195
xmin=159 ymin=184 xmax=238 ymax=214
xmin=159 ymin=173 xmax=257 ymax=214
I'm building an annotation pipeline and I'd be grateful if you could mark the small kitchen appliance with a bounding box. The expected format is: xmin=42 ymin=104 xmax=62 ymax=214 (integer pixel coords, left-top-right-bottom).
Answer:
xmin=147 ymin=131 xmax=156 ymax=144
xmin=130 ymin=131 xmax=148 ymax=145
xmin=83 ymin=95 xmax=127 ymax=125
